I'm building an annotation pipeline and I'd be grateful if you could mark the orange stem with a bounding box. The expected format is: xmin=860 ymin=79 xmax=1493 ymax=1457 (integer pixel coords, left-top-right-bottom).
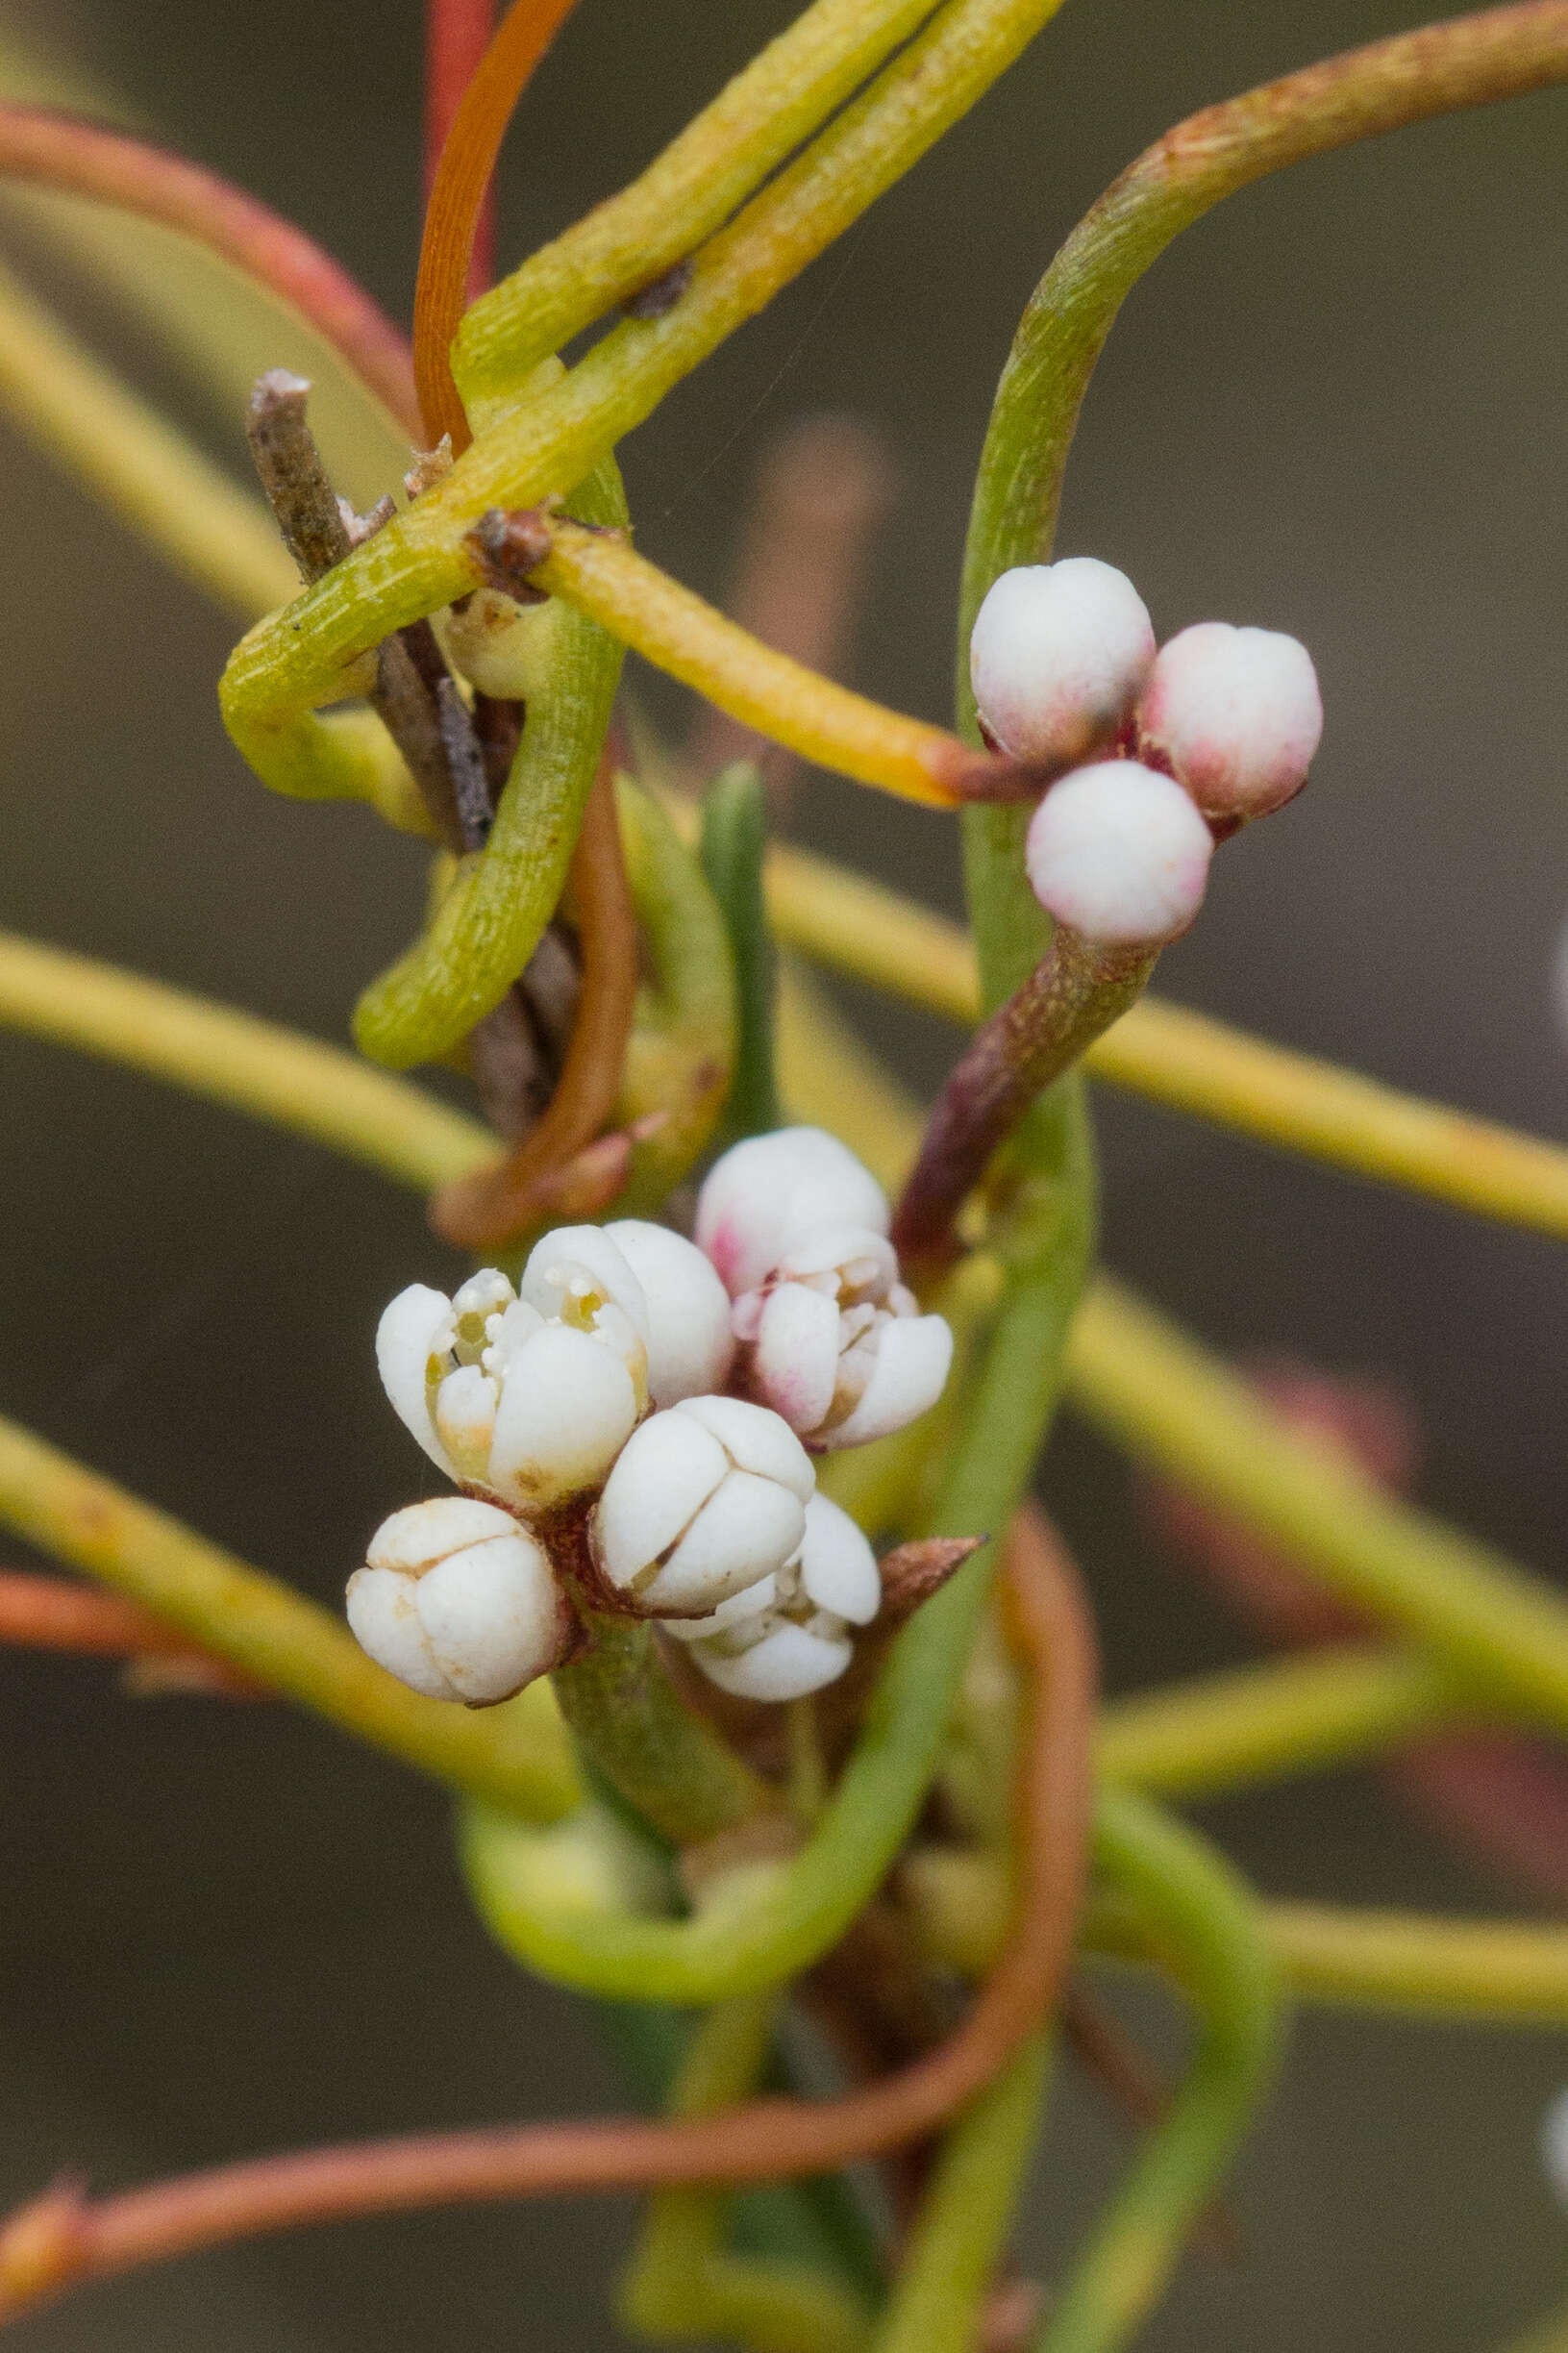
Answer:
xmin=429 ymin=757 xmax=639 ymax=1248
xmin=425 ymin=0 xmax=499 ymax=300
xmin=0 ymin=107 xmax=418 ymax=436
xmin=0 ymin=1509 xmax=1095 ymax=2319
xmin=413 ymin=0 xmax=585 ymax=450
xmin=0 ymin=1571 xmax=260 ymax=1694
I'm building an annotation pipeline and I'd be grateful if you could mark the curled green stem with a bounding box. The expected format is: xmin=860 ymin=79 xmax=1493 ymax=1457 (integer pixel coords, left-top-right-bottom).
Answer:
xmin=351 ymin=457 xmax=627 ymax=1069
xmin=1036 ymin=1790 xmax=1283 ymax=2353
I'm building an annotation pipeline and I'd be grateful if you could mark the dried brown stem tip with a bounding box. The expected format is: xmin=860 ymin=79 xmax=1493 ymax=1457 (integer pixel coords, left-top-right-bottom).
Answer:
xmin=468 ymin=505 xmax=556 ymax=597
xmin=894 ymin=929 xmax=1155 ymax=1266
xmin=244 ymin=371 xmax=476 ymax=854
xmin=0 ymin=1512 xmax=1093 ymax=2322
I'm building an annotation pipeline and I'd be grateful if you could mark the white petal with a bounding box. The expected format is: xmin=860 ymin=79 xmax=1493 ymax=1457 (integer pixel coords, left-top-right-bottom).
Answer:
xmin=796 ymin=1492 xmax=881 ymax=1623
xmin=606 ymin=1219 xmax=734 ymax=1406
xmin=658 ymin=1574 xmax=779 ymax=1643
xmin=365 ymin=1495 xmax=517 ymax=1574
xmin=591 ymin=1411 xmax=730 ymax=1591
xmin=752 ymin=1283 xmax=840 ymax=1436
xmin=675 ymin=1394 xmax=815 ymax=1499
xmin=376 ymin=1284 xmax=457 ymax=1478
xmin=518 ymin=1225 xmax=649 ymax=1339
xmin=486 ymin=1323 xmax=639 ymax=1509
xmin=414 ymin=1532 xmax=568 ymax=1703
xmin=434 ymin=1364 xmax=498 ymax=1480
xmin=346 ymin=1565 xmax=453 ymax=1700
xmin=482 ymin=1296 xmax=546 ymax=1375
xmin=450 ymin=1268 xmax=515 ymax=1327
xmin=822 ymin=1314 xmax=954 ymax=1449
xmin=691 ymin=1617 xmax=853 ymax=1701
xmin=775 ymin=1224 xmax=897 ymax=1301
xmin=695 ymin=1129 xmax=888 ymax=1295
xmin=649 ymin=1470 xmax=806 ymax=1614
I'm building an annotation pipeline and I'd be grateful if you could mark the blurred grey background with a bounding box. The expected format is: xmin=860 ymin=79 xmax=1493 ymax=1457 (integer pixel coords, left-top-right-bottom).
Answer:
xmin=0 ymin=0 xmax=1563 ymax=2343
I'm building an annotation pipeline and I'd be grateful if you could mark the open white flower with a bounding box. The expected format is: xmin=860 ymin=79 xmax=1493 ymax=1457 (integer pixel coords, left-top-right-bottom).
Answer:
xmin=734 ymin=1222 xmax=954 ymax=1450
xmin=376 ymin=1238 xmax=649 ymax=1513
xmin=679 ymin=1491 xmax=881 ymax=1701
xmin=347 ymin=1495 xmax=576 ymax=1704
xmin=590 ymin=1393 xmax=815 ymax=1616
xmin=695 ymin=1127 xmax=889 ymax=1298
xmin=603 ymin=1218 xmax=734 ymax=1406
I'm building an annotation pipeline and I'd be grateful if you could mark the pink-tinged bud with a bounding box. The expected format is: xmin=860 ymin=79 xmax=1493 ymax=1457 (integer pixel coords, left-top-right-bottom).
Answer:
xmin=1136 ymin=621 xmax=1322 ymax=819
xmin=734 ymin=1222 xmax=953 ymax=1450
xmin=969 ymin=559 xmax=1156 ymax=766
xmin=591 ymin=1394 xmax=814 ymax=1617
xmin=604 ymin=1219 xmax=734 ymax=1406
xmin=347 ymin=1496 xmax=575 ymax=1704
xmin=695 ymin=1127 xmax=888 ymax=1297
xmin=1024 ymin=761 xmax=1213 ymax=947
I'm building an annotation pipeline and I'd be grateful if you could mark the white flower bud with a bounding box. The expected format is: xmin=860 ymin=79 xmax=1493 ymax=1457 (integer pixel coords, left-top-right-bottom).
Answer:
xmin=969 ymin=559 xmax=1156 ymax=767
xmin=1136 ymin=620 xmax=1322 ymax=819
xmin=734 ymin=1224 xmax=953 ymax=1451
xmin=672 ymin=1492 xmax=878 ymax=1701
xmin=695 ymin=1128 xmax=888 ymax=1298
xmin=376 ymin=1243 xmax=647 ymax=1514
xmin=347 ymin=1495 xmax=573 ymax=1704
xmin=604 ymin=1219 xmax=734 ymax=1406
xmin=1024 ymin=761 xmax=1213 ymax=947
xmin=591 ymin=1394 xmax=813 ymax=1617
xmin=689 ymin=1615 xmax=854 ymax=1701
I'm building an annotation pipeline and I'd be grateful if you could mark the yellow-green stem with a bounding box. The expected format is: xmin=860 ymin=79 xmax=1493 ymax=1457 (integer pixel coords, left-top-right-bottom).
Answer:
xmin=0 ymin=254 xmax=297 ymax=617
xmin=0 ymin=930 xmax=494 ymax=1190
xmin=0 ymin=1414 xmax=579 ymax=1819
xmin=1069 ymin=1280 xmax=1568 ymax=1737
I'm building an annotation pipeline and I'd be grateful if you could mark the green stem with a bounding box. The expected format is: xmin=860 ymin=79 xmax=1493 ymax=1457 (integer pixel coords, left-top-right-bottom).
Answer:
xmin=351 ymin=457 xmax=627 ymax=1070
xmin=0 ymin=254 xmax=297 ymax=620
xmin=1036 ymin=1790 xmax=1283 ymax=2353
xmin=0 ymin=929 xmax=493 ymax=1190
xmin=619 ymin=1995 xmax=876 ymax=2353
xmin=1261 ymin=1902 xmax=1568 ymax=2024
xmin=0 ymin=1412 xmax=579 ymax=1821
xmin=218 ymin=0 xmax=1072 ymax=738
xmin=959 ymin=0 xmax=1568 ymax=677
xmin=553 ymin=1612 xmax=775 ymax=1847
xmin=453 ymin=0 xmax=948 ymax=405
xmin=1069 ymin=1279 xmax=1568 ymax=1737
xmin=1096 ymin=1643 xmax=1468 ymax=1802
xmin=700 ymin=762 xmax=781 ymax=1142
xmin=870 ymin=2036 xmax=1051 ymax=2353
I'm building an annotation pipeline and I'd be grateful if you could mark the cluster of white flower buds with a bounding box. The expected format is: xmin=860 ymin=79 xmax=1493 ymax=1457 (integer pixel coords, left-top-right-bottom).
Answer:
xmin=349 ymin=1135 xmax=952 ymax=1709
xmin=970 ymin=559 xmax=1322 ymax=949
